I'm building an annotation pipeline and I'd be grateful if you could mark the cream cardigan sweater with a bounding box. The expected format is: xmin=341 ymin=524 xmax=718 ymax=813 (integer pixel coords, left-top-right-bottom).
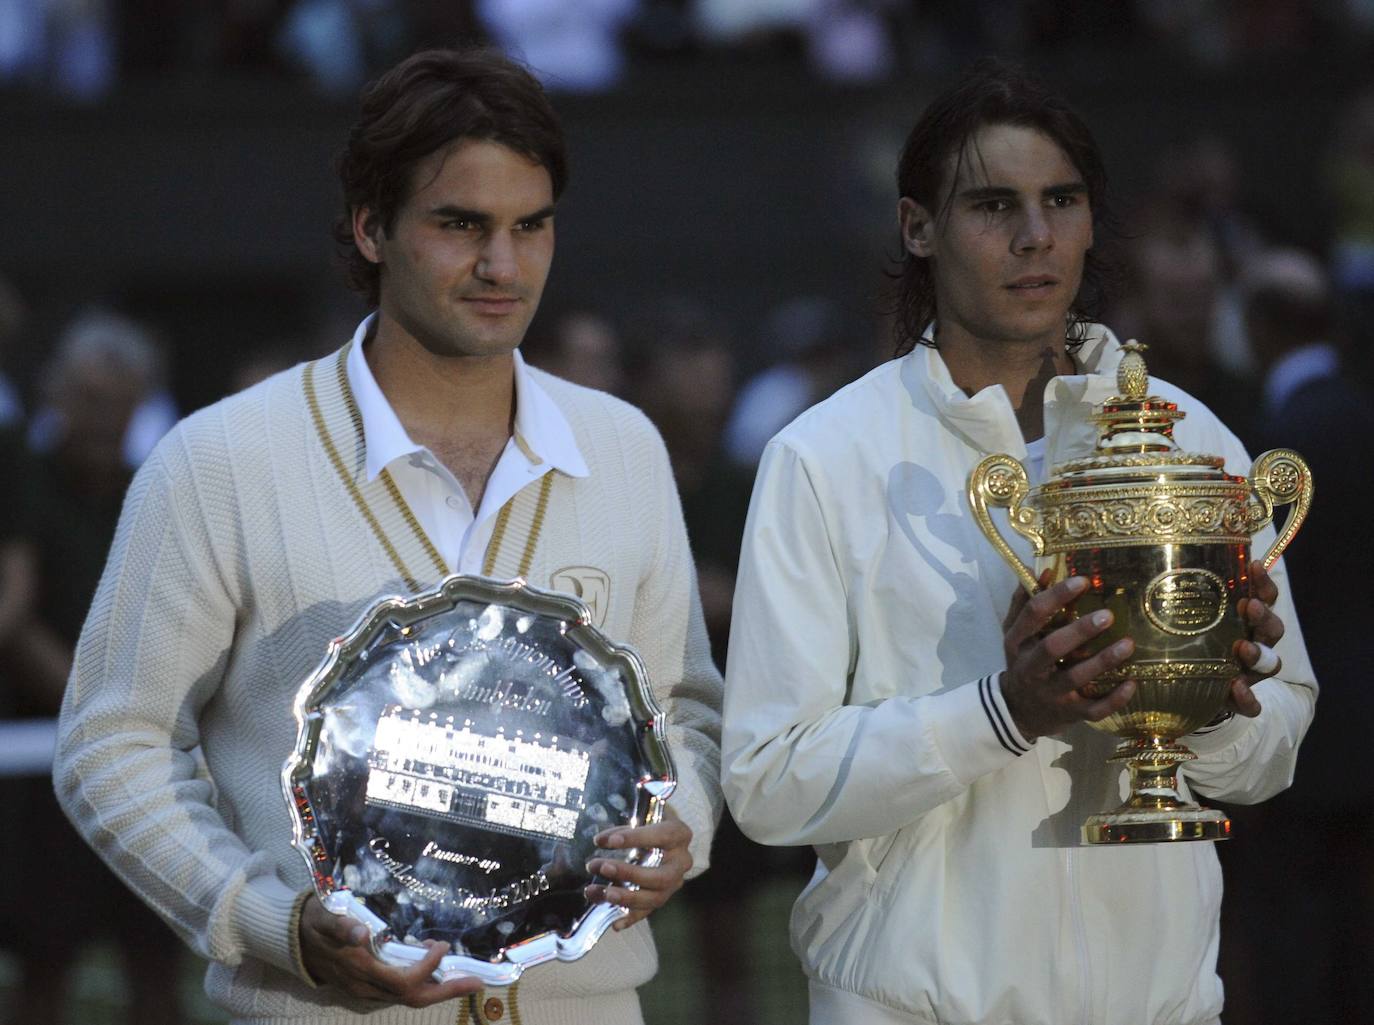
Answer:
xmin=54 ymin=346 xmax=723 ymax=1025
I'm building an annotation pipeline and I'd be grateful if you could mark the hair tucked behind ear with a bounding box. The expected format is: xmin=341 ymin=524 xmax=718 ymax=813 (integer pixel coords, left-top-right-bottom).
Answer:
xmin=889 ymin=57 xmax=1116 ymax=358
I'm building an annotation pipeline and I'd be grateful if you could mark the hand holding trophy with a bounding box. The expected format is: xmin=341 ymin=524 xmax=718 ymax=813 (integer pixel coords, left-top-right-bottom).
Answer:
xmin=969 ymin=342 xmax=1312 ymax=844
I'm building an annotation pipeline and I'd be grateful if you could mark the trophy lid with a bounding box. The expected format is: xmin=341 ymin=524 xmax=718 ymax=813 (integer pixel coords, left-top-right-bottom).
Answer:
xmin=970 ymin=340 xmax=1310 ymax=569
xmin=1049 ymin=341 xmax=1226 ymax=483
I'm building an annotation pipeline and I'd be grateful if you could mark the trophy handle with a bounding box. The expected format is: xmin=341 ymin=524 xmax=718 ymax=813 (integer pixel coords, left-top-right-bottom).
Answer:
xmin=1248 ymin=449 xmax=1314 ymax=571
xmin=968 ymin=454 xmax=1043 ymax=596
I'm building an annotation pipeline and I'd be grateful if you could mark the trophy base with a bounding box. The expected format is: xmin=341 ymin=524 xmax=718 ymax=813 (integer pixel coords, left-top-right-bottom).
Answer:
xmin=1082 ymin=805 xmax=1231 ymax=845
xmin=1082 ymin=736 xmax=1232 ymax=844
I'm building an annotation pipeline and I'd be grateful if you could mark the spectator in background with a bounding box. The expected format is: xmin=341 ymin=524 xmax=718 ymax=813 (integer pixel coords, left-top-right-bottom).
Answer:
xmin=631 ymin=302 xmax=747 ymax=663
xmin=722 ymin=295 xmax=860 ymax=467
xmin=25 ymin=308 xmax=176 ymax=468
xmin=1219 ymin=248 xmax=1374 ymax=1025
xmin=276 ymin=0 xmax=412 ymax=97
xmin=1110 ymin=198 xmax=1258 ymax=440
xmin=0 ymin=315 xmax=183 ymax=1025
xmin=690 ymin=0 xmax=898 ymax=82
xmin=1326 ymin=86 xmax=1374 ymax=384
xmin=1242 ymin=250 xmax=1352 ymax=681
xmin=0 ymin=313 xmax=32 ymax=1022
xmin=477 ymin=0 xmax=639 ymax=92
xmin=522 ymin=307 xmax=627 ymax=396
xmin=632 ymin=302 xmax=809 ymax=1025
xmin=0 ymin=275 xmax=31 ymax=677
xmin=1130 ymin=1 xmax=1236 ymax=67
xmin=10 ymin=313 xmax=165 ymax=694
xmin=802 ymin=0 xmax=898 ymax=84
xmin=1150 ymin=135 xmax=1266 ymax=382
xmin=44 ymin=0 xmax=117 ymax=100
xmin=0 ymin=501 xmax=28 ymax=659
xmin=0 ymin=0 xmax=48 ymax=85
xmin=228 ymin=330 xmax=335 ymax=394
xmin=1155 ymin=136 xmax=1264 ymax=280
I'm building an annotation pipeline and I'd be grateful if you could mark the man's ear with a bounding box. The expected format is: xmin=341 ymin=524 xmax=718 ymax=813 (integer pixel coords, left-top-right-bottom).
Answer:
xmin=352 ymin=206 xmax=384 ymax=265
xmin=898 ymin=197 xmax=935 ymax=258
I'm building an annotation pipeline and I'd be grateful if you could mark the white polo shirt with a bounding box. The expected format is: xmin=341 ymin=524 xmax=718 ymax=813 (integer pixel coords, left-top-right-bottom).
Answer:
xmin=345 ymin=315 xmax=589 ymax=574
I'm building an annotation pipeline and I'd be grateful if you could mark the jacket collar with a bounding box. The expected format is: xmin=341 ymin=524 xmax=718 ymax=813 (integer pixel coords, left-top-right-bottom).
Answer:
xmin=911 ymin=322 xmax=1126 ymax=465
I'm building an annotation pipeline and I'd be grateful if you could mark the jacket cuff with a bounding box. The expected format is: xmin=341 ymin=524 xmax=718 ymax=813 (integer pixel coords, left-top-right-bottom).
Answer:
xmin=666 ymin=759 xmax=717 ymax=880
xmin=926 ymin=674 xmax=1034 ymax=787
xmin=231 ymin=873 xmax=311 ymax=979
xmin=288 ymin=888 xmax=321 ymax=987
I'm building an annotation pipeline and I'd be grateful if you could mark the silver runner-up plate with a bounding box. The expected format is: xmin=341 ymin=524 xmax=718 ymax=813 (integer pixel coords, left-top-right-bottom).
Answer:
xmin=281 ymin=575 xmax=676 ymax=986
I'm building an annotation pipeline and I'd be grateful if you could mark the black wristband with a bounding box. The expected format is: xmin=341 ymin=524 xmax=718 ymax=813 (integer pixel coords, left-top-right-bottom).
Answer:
xmin=1196 ymin=709 xmax=1235 ymax=732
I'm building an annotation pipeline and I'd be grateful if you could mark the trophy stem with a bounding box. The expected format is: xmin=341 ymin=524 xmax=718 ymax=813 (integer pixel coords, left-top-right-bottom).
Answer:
xmin=1082 ymin=736 xmax=1231 ymax=845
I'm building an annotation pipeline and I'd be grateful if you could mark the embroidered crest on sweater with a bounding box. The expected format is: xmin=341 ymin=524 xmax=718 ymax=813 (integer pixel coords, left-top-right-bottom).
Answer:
xmin=550 ymin=566 xmax=610 ymax=628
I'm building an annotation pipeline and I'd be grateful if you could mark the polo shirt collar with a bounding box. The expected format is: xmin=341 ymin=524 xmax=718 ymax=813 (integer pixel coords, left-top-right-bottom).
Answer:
xmin=511 ymin=346 xmax=590 ymax=479
xmin=344 ymin=314 xmax=590 ymax=483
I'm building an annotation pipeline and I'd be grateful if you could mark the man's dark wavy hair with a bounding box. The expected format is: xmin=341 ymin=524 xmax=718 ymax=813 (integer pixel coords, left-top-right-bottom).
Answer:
xmin=334 ymin=48 xmax=569 ymax=307
xmin=891 ymin=57 xmax=1114 ymax=358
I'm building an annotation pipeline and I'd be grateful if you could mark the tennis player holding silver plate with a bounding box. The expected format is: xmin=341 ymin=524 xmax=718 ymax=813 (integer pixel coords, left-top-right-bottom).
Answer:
xmin=282 ymin=575 xmax=675 ymax=985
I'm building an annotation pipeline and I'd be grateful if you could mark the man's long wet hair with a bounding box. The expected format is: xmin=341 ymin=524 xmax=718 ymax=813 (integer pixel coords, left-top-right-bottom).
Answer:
xmin=891 ymin=58 xmax=1114 ymax=358
xmin=334 ymin=48 xmax=569 ymax=307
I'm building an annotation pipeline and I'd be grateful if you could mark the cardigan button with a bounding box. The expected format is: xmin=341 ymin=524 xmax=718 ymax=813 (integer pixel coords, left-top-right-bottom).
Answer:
xmin=483 ymin=996 xmax=505 ymax=1020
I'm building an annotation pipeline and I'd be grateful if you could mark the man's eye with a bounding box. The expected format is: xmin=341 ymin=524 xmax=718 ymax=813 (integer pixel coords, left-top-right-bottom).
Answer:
xmin=976 ymin=199 xmax=1010 ymax=213
xmin=1050 ymin=194 xmax=1080 ymax=208
xmin=517 ymin=219 xmax=549 ymax=232
xmin=442 ymin=220 xmax=477 ymax=231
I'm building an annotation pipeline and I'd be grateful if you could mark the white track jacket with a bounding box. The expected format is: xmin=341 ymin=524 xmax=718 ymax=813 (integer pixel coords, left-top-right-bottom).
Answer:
xmin=723 ymin=326 xmax=1316 ymax=1025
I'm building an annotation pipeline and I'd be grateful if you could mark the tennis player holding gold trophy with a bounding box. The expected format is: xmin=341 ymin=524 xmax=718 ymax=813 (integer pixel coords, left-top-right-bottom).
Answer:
xmin=969 ymin=341 xmax=1312 ymax=844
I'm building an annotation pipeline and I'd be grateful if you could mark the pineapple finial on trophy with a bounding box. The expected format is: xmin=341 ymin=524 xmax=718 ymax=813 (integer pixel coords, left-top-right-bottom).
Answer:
xmin=1117 ymin=340 xmax=1149 ymax=400
xmin=1093 ymin=339 xmax=1185 ymax=454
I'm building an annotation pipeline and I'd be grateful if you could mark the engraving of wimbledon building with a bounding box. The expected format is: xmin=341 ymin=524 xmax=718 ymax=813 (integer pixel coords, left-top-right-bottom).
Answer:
xmin=365 ymin=706 xmax=592 ymax=841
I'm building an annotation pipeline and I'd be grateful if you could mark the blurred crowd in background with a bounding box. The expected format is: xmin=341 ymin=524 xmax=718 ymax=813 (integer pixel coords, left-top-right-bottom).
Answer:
xmin=3 ymin=0 xmax=1374 ymax=99
xmin=3 ymin=3 xmax=1374 ymax=1024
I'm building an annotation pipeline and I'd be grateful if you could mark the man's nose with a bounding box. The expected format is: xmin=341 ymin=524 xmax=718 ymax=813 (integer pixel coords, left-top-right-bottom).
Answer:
xmin=476 ymin=232 xmax=519 ymax=285
xmin=1012 ymin=207 xmax=1053 ymax=253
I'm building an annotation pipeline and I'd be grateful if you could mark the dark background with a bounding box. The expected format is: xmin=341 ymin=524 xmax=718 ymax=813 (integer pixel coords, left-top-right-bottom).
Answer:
xmin=2 ymin=2 xmax=1372 ymax=1023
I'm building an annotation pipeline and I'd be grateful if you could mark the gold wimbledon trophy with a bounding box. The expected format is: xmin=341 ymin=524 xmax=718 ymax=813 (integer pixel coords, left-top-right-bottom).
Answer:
xmin=968 ymin=342 xmax=1312 ymax=844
